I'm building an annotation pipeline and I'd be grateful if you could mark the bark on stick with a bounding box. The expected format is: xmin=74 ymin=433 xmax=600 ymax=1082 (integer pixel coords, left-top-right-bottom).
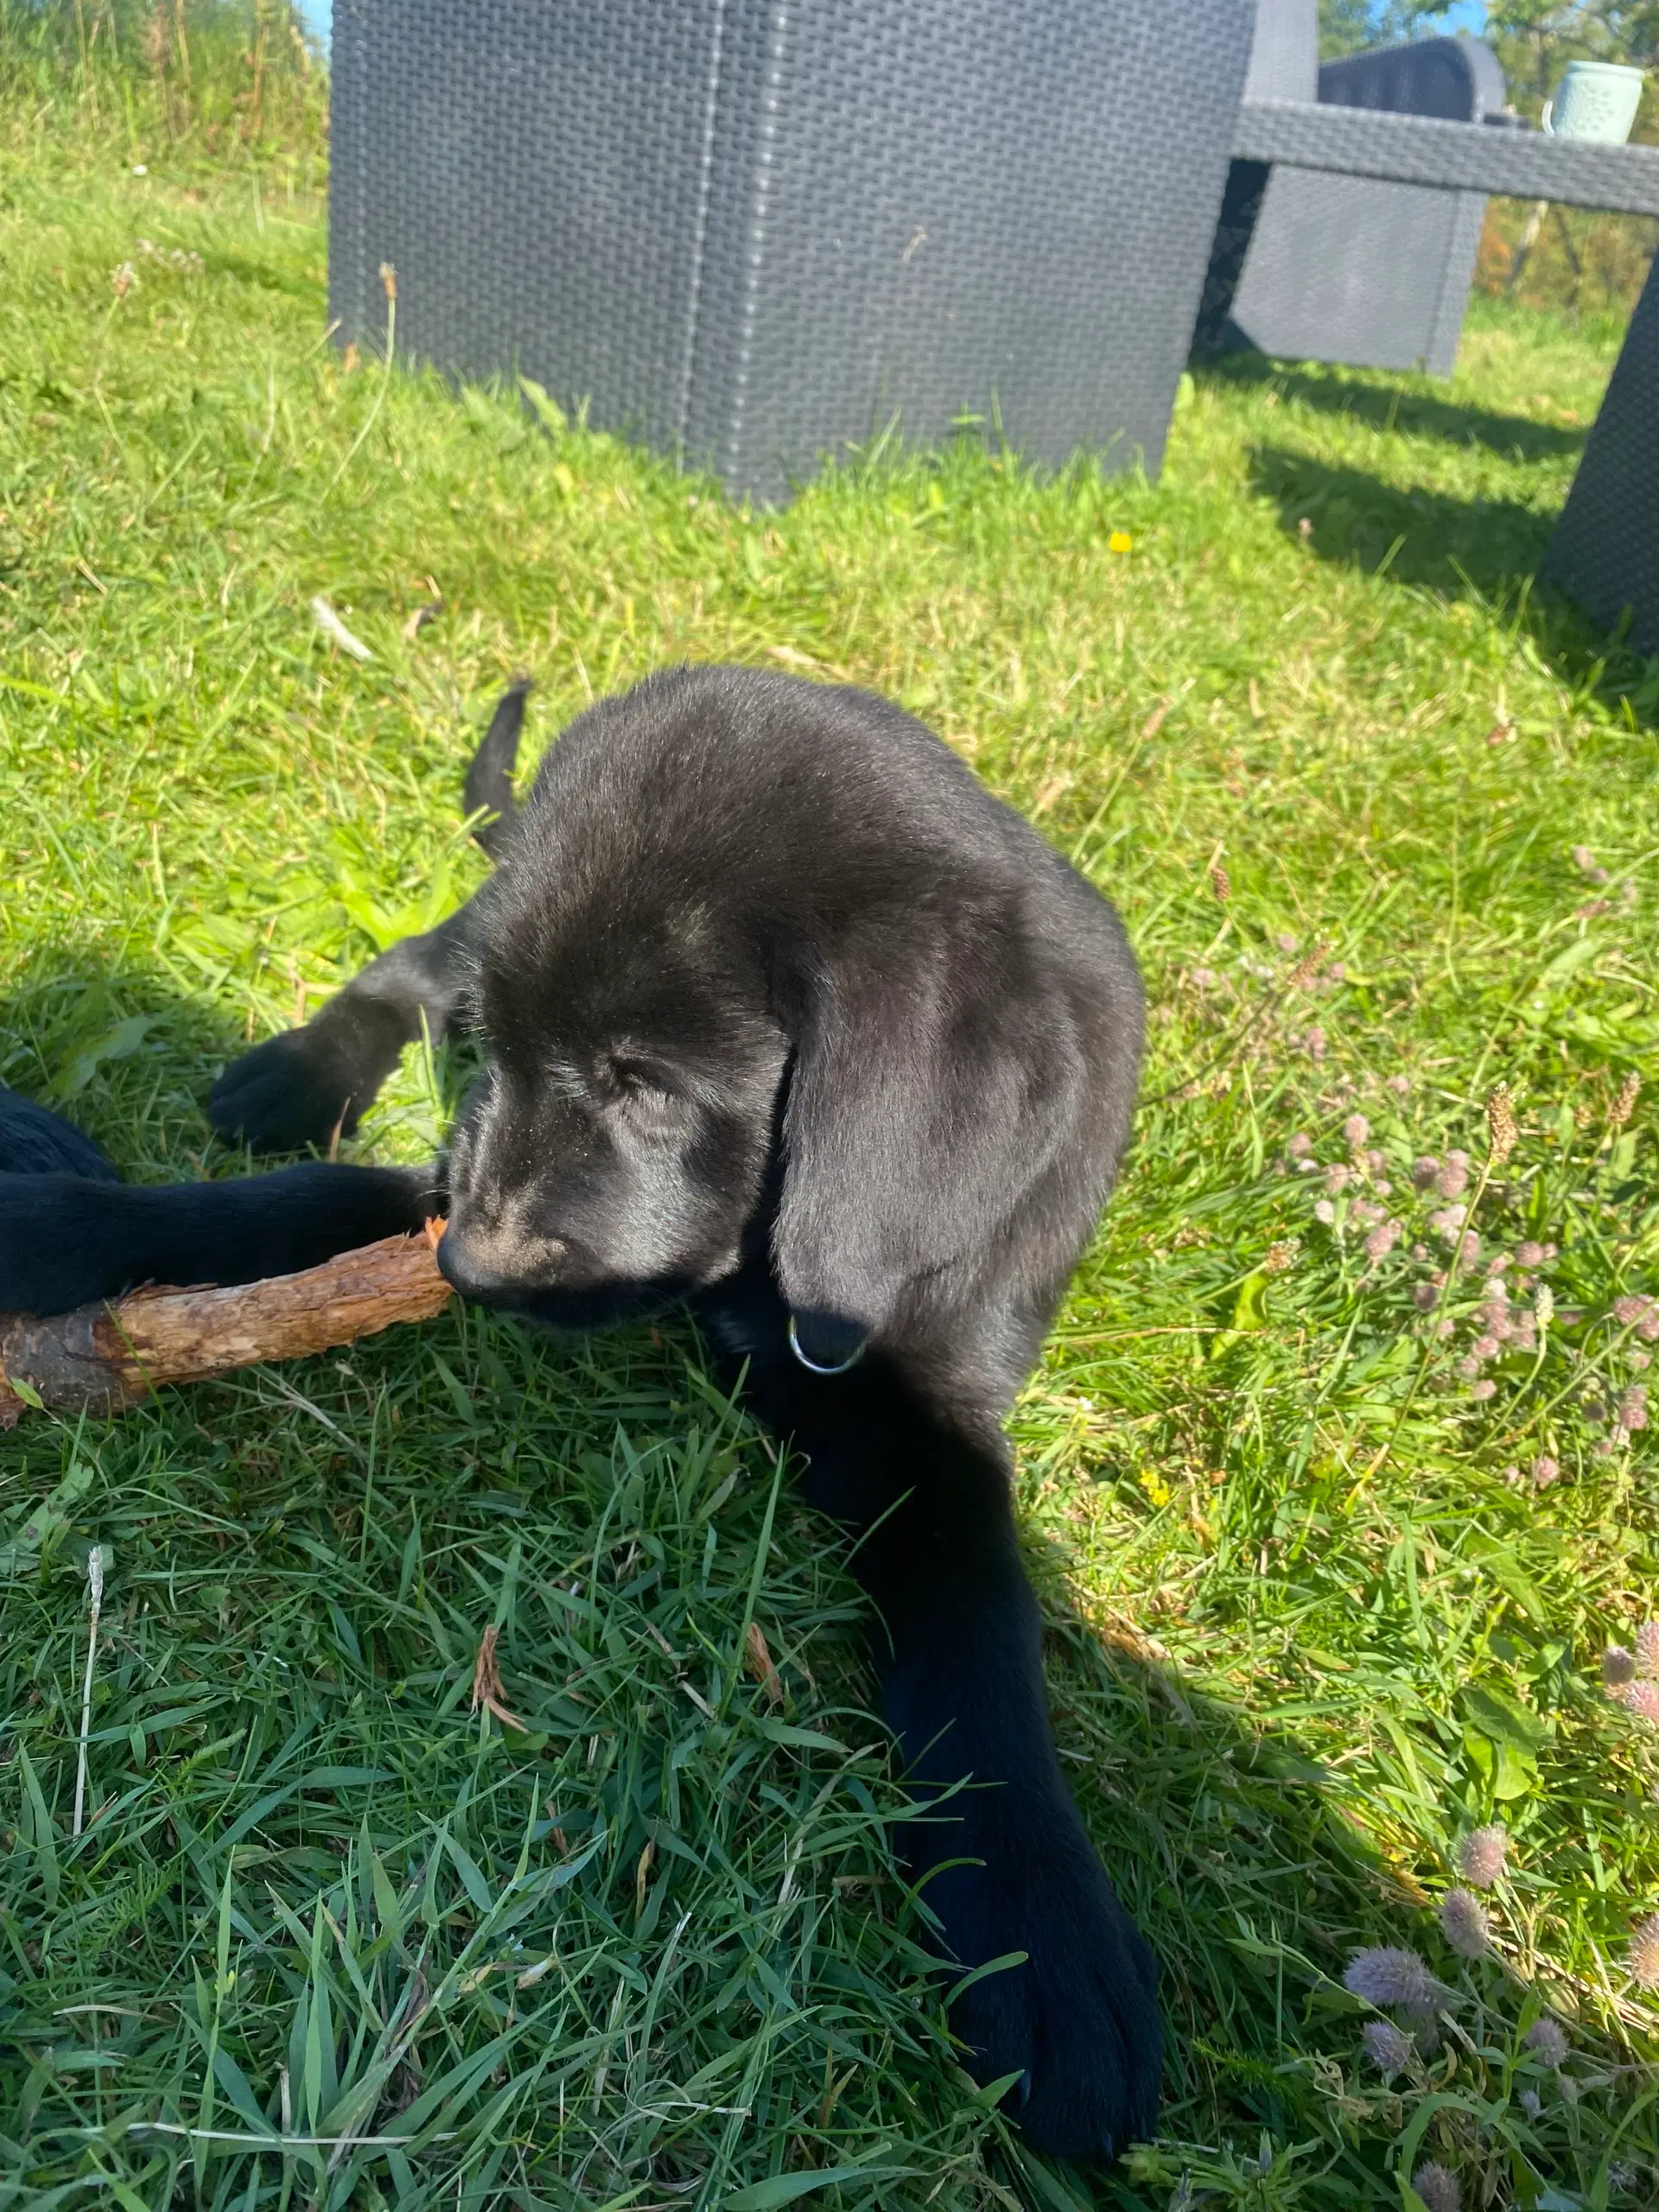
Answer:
xmin=0 ymin=1230 xmax=452 ymax=1426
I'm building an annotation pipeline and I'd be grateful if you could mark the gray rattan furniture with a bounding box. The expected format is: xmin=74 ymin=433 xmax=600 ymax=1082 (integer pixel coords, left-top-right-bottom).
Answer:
xmin=1543 ymin=252 xmax=1659 ymax=656
xmin=1217 ymin=96 xmax=1659 ymax=653
xmin=1197 ymin=0 xmax=1508 ymax=372
xmin=329 ymin=0 xmax=1256 ymax=505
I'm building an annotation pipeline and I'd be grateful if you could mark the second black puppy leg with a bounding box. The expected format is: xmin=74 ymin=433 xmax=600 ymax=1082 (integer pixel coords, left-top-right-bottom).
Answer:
xmin=210 ymin=901 xmax=486 ymax=1154
xmin=697 ymin=1287 xmax=1162 ymax=2163
xmin=0 ymin=1162 xmax=435 ymax=1314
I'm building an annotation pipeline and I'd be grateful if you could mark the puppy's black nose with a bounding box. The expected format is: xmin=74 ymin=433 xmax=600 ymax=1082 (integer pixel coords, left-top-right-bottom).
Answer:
xmin=437 ymin=1219 xmax=558 ymax=1304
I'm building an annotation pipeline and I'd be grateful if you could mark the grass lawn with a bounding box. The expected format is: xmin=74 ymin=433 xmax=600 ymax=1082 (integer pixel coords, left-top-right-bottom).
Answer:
xmin=3 ymin=89 xmax=1659 ymax=2212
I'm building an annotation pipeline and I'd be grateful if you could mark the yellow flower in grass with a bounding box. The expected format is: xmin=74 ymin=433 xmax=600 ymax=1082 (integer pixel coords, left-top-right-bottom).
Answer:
xmin=1108 ymin=530 xmax=1133 ymax=554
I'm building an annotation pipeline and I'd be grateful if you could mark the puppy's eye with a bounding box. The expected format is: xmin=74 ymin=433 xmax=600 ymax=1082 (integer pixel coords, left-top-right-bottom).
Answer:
xmin=604 ymin=1056 xmax=673 ymax=1109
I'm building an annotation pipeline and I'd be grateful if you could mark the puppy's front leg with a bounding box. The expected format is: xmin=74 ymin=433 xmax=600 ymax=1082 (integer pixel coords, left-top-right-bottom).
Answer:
xmin=699 ymin=1287 xmax=1162 ymax=2163
xmin=210 ymin=900 xmax=486 ymax=1154
xmin=0 ymin=1161 xmax=435 ymax=1315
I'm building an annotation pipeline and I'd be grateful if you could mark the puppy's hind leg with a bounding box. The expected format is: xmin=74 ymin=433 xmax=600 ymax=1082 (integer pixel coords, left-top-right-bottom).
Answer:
xmin=694 ymin=1274 xmax=1163 ymax=2166
xmin=0 ymin=1085 xmax=121 ymax=1181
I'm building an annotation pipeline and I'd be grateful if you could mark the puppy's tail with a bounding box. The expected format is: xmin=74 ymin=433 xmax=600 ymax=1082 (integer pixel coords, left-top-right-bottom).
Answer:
xmin=463 ymin=679 xmax=530 ymax=859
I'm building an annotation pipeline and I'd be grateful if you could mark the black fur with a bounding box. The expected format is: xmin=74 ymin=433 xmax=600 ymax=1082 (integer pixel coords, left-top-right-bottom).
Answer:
xmin=461 ymin=677 xmax=530 ymax=859
xmin=0 ymin=668 xmax=1158 ymax=2162
xmin=0 ymin=1084 xmax=120 ymax=1182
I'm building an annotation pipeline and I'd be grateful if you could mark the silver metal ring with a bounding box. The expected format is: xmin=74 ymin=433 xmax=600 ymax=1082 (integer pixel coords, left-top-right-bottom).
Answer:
xmin=787 ymin=1314 xmax=866 ymax=1376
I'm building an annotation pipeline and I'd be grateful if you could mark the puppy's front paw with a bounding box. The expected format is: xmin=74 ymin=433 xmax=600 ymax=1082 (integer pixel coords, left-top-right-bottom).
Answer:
xmin=209 ymin=1002 xmax=407 ymax=1154
xmin=931 ymin=1807 xmax=1160 ymax=2164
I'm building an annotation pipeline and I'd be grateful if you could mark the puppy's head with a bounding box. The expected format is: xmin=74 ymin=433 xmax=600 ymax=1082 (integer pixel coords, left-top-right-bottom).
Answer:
xmin=439 ymin=893 xmax=788 ymax=1328
xmin=435 ymin=667 xmax=1136 ymax=1370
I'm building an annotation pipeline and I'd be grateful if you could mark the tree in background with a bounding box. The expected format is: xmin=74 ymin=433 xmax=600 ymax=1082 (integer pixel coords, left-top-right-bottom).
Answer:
xmin=1319 ymin=0 xmax=1656 ymax=119
xmin=1318 ymin=1 xmax=1464 ymax=57
xmin=1316 ymin=0 xmax=1656 ymax=306
xmin=1481 ymin=2 xmax=1657 ymax=118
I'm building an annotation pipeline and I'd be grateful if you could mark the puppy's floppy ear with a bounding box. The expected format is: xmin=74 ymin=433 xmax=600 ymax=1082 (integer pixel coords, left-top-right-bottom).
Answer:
xmin=772 ymin=918 xmax=1089 ymax=1346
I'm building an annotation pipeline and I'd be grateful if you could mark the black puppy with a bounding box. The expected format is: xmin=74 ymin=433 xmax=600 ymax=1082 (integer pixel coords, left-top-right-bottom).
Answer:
xmin=0 ymin=668 xmax=1159 ymax=2160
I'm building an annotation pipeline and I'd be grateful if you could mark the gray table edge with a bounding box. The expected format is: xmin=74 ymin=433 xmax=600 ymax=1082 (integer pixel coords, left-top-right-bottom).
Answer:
xmin=1233 ymin=99 xmax=1659 ymax=216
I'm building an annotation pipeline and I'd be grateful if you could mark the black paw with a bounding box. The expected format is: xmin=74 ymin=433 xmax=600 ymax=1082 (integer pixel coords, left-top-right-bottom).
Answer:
xmin=208 ymin=1001 xmax=409 ymax=1154
xmin=930 ymin=1808 xmax=1161 ymax=2164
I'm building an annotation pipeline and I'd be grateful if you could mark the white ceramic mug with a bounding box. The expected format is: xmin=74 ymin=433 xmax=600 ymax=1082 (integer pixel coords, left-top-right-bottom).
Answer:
xmin=1541 ymin=60 xmax=1645 ymax=145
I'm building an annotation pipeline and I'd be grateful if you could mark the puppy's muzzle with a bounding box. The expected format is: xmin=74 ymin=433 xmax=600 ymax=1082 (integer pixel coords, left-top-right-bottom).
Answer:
xmin=438 ymin=1216 xmax=568 ymax=1304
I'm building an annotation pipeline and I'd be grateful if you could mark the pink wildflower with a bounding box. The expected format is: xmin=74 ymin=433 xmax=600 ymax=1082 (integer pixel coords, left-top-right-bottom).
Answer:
xmin=1343 ymin=1113 xmax=1370 ymax=1148
xmin=1628 ymin=1913 xmax=1659 ymax=1989
xmin=1458 ymin=1825 xmax=1507 ymax=1889
xmin=1524 ymin=2018 xmax=1568 ymax=2067
xmin=1411 ymin=1155 xmax=1440 ymax=1190
xmin=1516 ymin=1241 xmax=1545 ymax=1268
xmin=1314 ymin=1198 xmax=1335 ymax=1225
xmin=1529 ymin=1454 xmax=1558 ymax=1487
xmin=1413 ymin=1284 xmax=1439 ymax=1311
xmin=1471 ymin=1378 xmax=1497 ymax=1402
xmin=1636 ymin=1622 xmax=1659 ymax=1676
xmin=1619 ymin=1386 xmax=1648 ymax=1433
xmin=1361 ymin=2018 xmax=1414 ymax=2076
xmin=1324 ymin=1162 xmax=1350 ymax=1194
xmin=1343 ymin=1946 xmax=1446 ymax=2011
xmin=1624 ymin=1681 xmax=1659 ymax=1724
xmin=1604 ymin=1647 xmax=1637 ymax=1689
xmin=1436 ymin=1150 xmax=1470 ymax=1199
xmin=1439 ymin=1888 xmax=1489 ymax=1958
xmin=1412 ymin=2161 xmax=1460 ymax=2212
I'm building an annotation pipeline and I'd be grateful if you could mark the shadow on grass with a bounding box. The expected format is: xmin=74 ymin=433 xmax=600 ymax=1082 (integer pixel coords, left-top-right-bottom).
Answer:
xmin=1018 ymin=1545 xmax=1429 ymax=2199
xmin=1196 ymin=352 xmax=1585 ymax=465
xmin=0 ymin=945 xmax=247 ymax=1173
xmin=1245 ymin=444 xmax=1659 ymax=730
xmin=0 ymin=960 xmax=1583 ymax=2201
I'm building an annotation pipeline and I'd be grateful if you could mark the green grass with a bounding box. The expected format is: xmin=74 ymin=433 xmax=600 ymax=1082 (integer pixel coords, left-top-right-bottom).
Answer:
xmin=3 ymin=82 xmax=1659 ymax=2212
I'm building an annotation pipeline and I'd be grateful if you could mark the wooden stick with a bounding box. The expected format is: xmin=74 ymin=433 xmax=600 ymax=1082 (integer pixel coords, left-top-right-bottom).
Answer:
xmin=0 ymin=1228 xmax=453 ymax=1427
